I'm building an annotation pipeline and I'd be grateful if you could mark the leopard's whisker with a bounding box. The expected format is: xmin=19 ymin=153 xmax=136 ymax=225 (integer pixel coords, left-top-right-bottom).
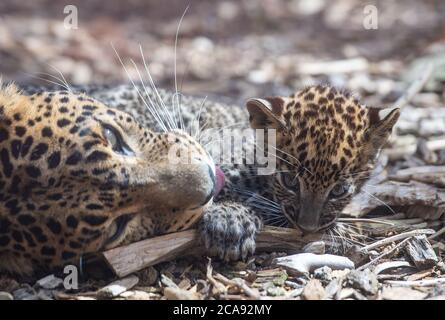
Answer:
xmin=199 ymin=121 xmax=249 ymax=146
xmin=336 ymin=223 xmax=374 ymax=242
xmin=263 ymin=216 xmax=288 ymax=225
xmin=252 ymin=141 xmax=300 ymax=170
xmin=138 ymin=44 xmax=178 ymax=131
xmin=277 ymin=220 xmax=289 ymax=227
xmin=198 ymin=119 xmax=248 ymax=147
xmin=248 ymin=202 xmax=281 ymax=213
xmin=233 ymin=169 xmax=291 ymax=178
xmin=337 ymin=167 xmax=378 ymax=180
xmin=25 ymin=72 xmax=71 ymax=92
xmin=331 ymin=227 xmax=354 ymax=252
xmin=197 ymin=119 xmax=211 ymax=141
xmin=129 ymin=58 xmax=172 ymax=132
xmin=111 ymin=43 xmax=168 ymax=132
xmin=36 ymin=71 xmax=70 ymax=91
xmin=202 ymin=138 xmax=225 ymax=148
xmin=232 ymin=187 xmax=281 ymax=208
xmin=352 ymin=172 xmax=375 ymax=179
xmin=232 ymin=187 xmax=281 ymax=213
xmin=173 ymin=5 xmax=189 ymax=132
xmin=204 ymin=122 xmax=249 ymax=140
xmin=360 ymin=188 xmax=396 ymax=214
xmin=130 ymin=58 xmax=173 ymax=131
xmin=237 ymin=169 xmax=291 ymax=174
xmin=331 ymin=232 xmax=364 ymax=247
xmin=260 ymin=211 xmax=285 ymax=219
xmin=324 ymin=230 xmax=341 ymax=252
xmin=337 ymin=221 xmax=383 ymax=233
xmin=46 ymin=63 xmax=72 ymax=92
xmin=193 ymin=95 xmax=208 ymax=139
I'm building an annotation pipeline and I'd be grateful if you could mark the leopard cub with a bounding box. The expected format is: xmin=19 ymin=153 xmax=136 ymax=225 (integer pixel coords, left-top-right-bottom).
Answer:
xmin=200 ymin=85 xmax=400 ymax=260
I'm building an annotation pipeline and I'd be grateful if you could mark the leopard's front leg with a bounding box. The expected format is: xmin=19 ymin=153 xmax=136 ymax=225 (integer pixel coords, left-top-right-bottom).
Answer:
xmin=198 ymin=201 xmax=262 ymax=261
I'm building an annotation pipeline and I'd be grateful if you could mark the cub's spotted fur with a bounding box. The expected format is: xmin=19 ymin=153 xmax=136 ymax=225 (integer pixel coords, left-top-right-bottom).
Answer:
xmin=243 ymin=86 xmax=400 ymax=232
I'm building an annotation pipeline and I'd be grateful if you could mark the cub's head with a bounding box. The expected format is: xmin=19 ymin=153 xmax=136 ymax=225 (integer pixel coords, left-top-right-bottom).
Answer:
xmin=246 ymin=85 xmax=399 ymax=233
xmin=0 ymin=82 xmax=220 ymax=275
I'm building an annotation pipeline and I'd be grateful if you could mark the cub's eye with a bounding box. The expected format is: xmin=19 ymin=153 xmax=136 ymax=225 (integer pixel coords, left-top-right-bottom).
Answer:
xmin=329 ymin=182 xmax=350 ymax=199
xmin=279 ymin=173 xmax=299 ymax=189
xmin=102 ymin=125 xmax=134 ymax=156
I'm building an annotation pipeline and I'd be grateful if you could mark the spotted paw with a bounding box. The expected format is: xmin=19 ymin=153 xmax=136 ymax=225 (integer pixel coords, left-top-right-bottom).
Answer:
xmin=198 ymin=203 xmax=262 ymax=261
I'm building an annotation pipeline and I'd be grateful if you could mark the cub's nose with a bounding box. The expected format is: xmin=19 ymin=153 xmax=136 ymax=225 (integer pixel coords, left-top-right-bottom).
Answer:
xmin=297 ymin=223 xmax=319 ymax=234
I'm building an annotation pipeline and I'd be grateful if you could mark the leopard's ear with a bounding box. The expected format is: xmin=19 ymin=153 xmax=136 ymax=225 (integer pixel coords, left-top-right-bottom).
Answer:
xmin=366 ymin=106 xmax=400 ymax=152
xmin=246 ymin=97 xmax=287 ymax=130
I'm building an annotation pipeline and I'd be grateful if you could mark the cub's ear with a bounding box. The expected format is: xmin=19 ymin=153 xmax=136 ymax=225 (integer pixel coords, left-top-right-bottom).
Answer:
xmin=245 ymin=97 xmax=287 ymax=130
xmin=366 ymin=106 xmax=400 ymax=152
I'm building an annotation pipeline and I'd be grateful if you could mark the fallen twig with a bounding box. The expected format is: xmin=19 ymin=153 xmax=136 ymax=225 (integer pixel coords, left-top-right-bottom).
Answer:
xmin=385 ymin=278 xmax=445 ymax=287
xmin=214 ymin=273 xmax=260 ymax=299
xmin=373 ymin=261 xmax=412 ymax=275
xmin=205 ymin=259 xmax=226 ymax=295
xmin=429 ymin=226 xmax=445 ymax=240
xmin=337 ymin=218 xmax=396 ymax=226
xmin=96 ymin=275 xmax=139 ymax=299
xmin=358 ymin=238 xmax=412 ymax=271
xmin=360 ymin=229 xmax=435 ymax=252
xmin=101 ymin=226 xmax=323 ymax=278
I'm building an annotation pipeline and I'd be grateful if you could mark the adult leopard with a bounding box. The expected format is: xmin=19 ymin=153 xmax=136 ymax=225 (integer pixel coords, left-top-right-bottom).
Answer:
xmin=0 ymin=82 xmax=224 ymax=277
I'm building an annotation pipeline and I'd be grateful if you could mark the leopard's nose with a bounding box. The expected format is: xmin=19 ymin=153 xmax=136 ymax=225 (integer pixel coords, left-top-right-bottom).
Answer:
xmin=200 ymin=165 xmax=216 ymax=206
xmin=176 ymin=162 xmax=217 ymax=208
xmin=197 ymin=164 xmax=226 ymax=206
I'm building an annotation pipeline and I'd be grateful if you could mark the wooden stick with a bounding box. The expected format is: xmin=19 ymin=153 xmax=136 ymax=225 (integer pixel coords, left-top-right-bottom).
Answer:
xmin=360 ymin=229 xmax=435 ymax=252
xmin=385 ymin=278 xmax=445 ymax=287
xmin=357 ymin=237 xmax=412 ymax=271
xmin=101 ymin=226 xmax=323 ymax=278
xmin=102 ymin=229 xmax=197 ymax=278
xmin=214 ymin=273 xmax=260 ymax=299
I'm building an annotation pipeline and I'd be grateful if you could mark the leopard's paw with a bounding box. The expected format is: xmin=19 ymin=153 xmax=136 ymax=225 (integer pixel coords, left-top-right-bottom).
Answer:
xmin=198 ymin=205 xmax=262 ymax=261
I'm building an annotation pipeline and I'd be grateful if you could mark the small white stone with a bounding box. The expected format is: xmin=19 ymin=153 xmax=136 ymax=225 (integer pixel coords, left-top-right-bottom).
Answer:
xmin=0 ymin=291 xmax=13 ymax=300
xmin=36 ymin=274 xmax=63 ymax=290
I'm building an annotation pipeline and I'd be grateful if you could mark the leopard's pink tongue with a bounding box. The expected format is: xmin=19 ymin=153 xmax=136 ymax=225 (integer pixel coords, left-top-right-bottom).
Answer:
xmin=214 ymin=166 xmax=225 ymax=197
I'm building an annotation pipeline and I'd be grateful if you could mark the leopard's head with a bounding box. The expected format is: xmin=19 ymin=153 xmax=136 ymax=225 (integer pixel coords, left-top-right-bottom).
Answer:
xmin=0 ymin=82 xmax=221 ymax=275
xmin=247 ymin=85 xmax=399 ymax=233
